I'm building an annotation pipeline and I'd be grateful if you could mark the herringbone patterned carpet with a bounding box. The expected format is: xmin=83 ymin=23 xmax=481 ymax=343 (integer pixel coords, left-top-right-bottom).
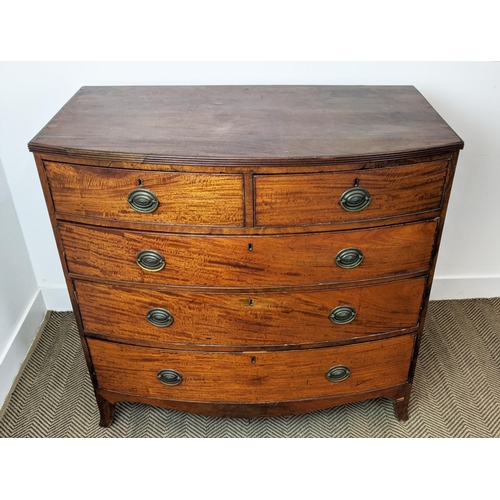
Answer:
xmin=1 ymin=298 xmax=499 ymax=438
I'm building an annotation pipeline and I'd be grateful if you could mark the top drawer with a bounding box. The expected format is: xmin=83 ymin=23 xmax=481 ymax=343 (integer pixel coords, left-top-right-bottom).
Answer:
xmin=44 ymin=162 xmax=245 ymax=227
xmin=254 ymin=161 xmax=448 ymax=227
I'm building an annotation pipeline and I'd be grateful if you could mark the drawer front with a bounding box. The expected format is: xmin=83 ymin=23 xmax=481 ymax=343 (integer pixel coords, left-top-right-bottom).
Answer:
xmin=60 ymin=220 xmax=437 ymax=287
xmin=76 ymin=277 xmax=426 ymax=346
xmin=254 ymin=161 xmax=448 ymax=227
xmin=45 ymin=162 xmax=244 ymax=226
xmin=88 ymin=334 xmax=415 ymax=402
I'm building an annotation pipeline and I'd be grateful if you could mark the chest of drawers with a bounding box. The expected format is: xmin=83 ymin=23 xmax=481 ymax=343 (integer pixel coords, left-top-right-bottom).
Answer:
xmin=29 ymin=86 xmax=463 ymax=426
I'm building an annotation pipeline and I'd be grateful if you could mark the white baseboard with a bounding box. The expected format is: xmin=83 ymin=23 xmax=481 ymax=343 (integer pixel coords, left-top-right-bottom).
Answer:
xmin=431 ymin=277 xmax=500 ymax=300
xmin=0 ymin=278 xmax=498 ymax=417
xmin=0 ymin=290 xmax=47 ymax=416
xmin=41 ymin=286 xmax=72 ymax=311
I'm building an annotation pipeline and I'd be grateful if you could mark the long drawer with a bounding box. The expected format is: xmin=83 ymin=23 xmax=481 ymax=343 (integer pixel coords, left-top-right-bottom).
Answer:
xmin=76 ymin=277 xmax=426 ymax=346
xmin=254 ymin=161 xmax=448 ymax=227
xmin=60 ymin=220 xmax=437 ymax=287
xmin=88 ymin=334 xmax=415 ymax=403
xmin=45 ymin=162 xmax=245 ymax=227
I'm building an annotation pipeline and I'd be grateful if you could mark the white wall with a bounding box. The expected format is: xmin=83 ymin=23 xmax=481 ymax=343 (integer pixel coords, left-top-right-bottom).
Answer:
xmin=0 ymin=158 xmax=46 ymax=409
xmin=0 ymin=62 xmax=499 ymax=306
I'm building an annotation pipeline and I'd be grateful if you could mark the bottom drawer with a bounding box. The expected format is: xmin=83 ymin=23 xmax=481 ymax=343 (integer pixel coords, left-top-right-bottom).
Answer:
xmin=88 ymin=334 xmax=415 ymax=403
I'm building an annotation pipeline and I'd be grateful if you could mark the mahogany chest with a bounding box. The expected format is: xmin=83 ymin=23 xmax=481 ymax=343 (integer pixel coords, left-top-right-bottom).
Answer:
xmin=29 ymin=86 xmax=463 ymax=426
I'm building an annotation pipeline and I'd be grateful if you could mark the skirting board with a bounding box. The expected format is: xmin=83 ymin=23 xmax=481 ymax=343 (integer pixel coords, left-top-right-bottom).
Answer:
xmin=1 ymin=278 xmax=498 ymax=417
xmin=0 ymin=290 xmax=48 ymax=417
xmin=430 ymin=277 xmax=500 ymax=300
xmin=40 ymin=278 xmax=500 ymax=313
xmin=41 ymin=287 xmax=71 ymax=312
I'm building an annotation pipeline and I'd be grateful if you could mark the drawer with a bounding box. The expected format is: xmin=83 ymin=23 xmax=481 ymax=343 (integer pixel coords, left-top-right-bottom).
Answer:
xmin=87 ymin=334 xmax=415 ymax=402
xmin=76 ymin=277 xmax=426 ymax=346
xmin=44 ymin=162 xmax=244 ymax=227
xmin=60 ymin=220 xmax=437 ymax=287
xmin=254 ymin=161 xmax=448 ymax=227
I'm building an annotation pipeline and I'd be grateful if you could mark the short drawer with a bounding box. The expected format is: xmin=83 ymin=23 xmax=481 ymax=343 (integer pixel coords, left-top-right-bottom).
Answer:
xmin=87 ymin=334 xmax=415 ymax=402
xmin=60 ymin=220 xmax=437 ymax=287
xmin=76 ymin=277 xmax=426 ymax=347
xmin=254 ymin=161 xmax=448 ymax=227
xmin=44 ymin=162 xmax=244 ymax=227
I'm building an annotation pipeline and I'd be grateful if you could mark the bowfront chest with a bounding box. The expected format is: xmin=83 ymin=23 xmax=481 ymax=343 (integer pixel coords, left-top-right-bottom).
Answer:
xmin=29 ymin=86 xmax=463 ymax=426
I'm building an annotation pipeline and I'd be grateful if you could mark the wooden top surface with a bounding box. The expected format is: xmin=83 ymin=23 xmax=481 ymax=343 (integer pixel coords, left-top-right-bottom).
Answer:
xmin=28 ymin=86 xmax=463 ymax=166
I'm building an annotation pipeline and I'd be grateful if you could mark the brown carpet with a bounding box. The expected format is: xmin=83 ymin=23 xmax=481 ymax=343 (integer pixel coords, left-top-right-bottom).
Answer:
xmin=1 ymin=298 xmax=499 ymax=438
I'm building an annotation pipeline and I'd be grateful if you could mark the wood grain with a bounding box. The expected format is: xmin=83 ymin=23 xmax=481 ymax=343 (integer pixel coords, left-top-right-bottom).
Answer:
xmin=76 ymin=277 xmax=425 ymax=347
xmin=28 ymin=86 xmax=463 ymax=165
xmin=88 ymin=334 xmax=415 ymax=402
xmin=60 ymin=220 xmax=438 ymax=287
xmin=254 ymin=161 xmax=448 ymax=227
xmin=45 ymin=161 xmax=244 ymax=227
xmin=97 ymin=384 xmax=409 ymax=418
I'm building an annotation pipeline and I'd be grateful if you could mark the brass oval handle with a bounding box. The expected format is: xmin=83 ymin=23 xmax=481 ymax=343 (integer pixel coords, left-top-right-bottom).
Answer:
xmin=136 ymin=250 xmax=166 ymax=272
xmin=335 ymin=247 xmax=364 ymax=269
xmin=157 ymin=369 xmax=183 ymax=386
xmin=339 ymin=187 xmax=371 ymax=212
xmin=147 ymin=308 xmax=174 ymax=327
xmin=326 ymin=365 xmax=351 ymax=383
xmin=127 ymin=188 xmax=159 ymax=213
xmin=329 ymin=305 xmax=356 ymax=325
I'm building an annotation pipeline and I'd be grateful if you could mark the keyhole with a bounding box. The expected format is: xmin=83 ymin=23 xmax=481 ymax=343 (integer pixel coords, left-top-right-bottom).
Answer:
xmin=353 ymin=178 xmax=359 ymax=187
xmin=249 ymin=299 xmax=254 ymax=306
xmin=248 ymin=243 xmax=253 ymax=251
xmin=138 ymin=178 xmax=143 ymax=186
xmin=251 ymin=357 xmax=256 ymax=364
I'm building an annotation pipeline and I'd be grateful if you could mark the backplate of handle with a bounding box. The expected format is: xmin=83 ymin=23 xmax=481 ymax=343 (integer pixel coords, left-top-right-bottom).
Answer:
xmin=136 ymin=250 xmax=166 ymax=272
xmin=157 ymin=369 xmax=183 ymax=386
xmin=339 ymin=187 xmax=371 ymax=212
xmin=127 ymin=188 xmax=159 ymax=213
xmin=147 ymin=308 xmax=174 ymax=327
xmin=326 ymin=365 xmax=351 ymax=383
xmin=329 ymin=305 xmax=356 ymax=324
xmin=335 ymin=247 xmax=364 ymax=269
